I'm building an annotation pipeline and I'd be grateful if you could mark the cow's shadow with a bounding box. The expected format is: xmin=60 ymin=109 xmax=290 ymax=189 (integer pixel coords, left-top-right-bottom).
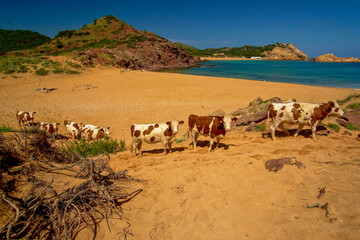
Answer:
xmin=263 ymin=125 xmax=328 ymax=139
xmin=141 ymin=147 xmax=186 ymax=155
xmin=191 ymin=140 xmax=231 ymax=150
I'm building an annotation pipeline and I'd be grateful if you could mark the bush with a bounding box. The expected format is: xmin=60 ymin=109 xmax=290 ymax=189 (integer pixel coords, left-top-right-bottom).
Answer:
xmin=346 ymin=103 xmax=360 ymax=110
xmin=327 ymin=123 xmax=340 ymax=133
xmin=0 ymin=125 xmax=18 ymax=132
xmin=254 ymin=124 xmax=266 ymax=132
xmin=65 ymin=69 xmax=80 ymax=74
xmin=345 ymin=123 xmax=359 ymax=131
xmin=52 ymin=68 xmax=64 ymax=74
xmin=63 ymin=137 xmax=126 ymax=158
xmin=35 ymin=68 xmax=50 ymax=76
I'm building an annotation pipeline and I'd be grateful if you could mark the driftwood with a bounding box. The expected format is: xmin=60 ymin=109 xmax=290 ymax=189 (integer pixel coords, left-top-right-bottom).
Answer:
xmin=0 ymin=131 xmax=142 ymax=239
xmin=35 ymin=87 xmax=57 ymax=93
xmin=235 ymin=110 xmax=268 ymax=127
xmin=265 ymin=157 xmax=306 ymax=172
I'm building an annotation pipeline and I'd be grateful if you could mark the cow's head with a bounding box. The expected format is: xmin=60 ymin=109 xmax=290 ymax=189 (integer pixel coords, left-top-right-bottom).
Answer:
xmin=328 ymin=101 xmax=344 ymax=117
xmin=29 ymin=112 xmax=36 ymax=119
xmin=101 ymin=126 xmax=110 ymax=135
xmin=166 ymin=120 xmax=184 ymax=135
xmin=222 ymin=116 xmax=238 ymax=131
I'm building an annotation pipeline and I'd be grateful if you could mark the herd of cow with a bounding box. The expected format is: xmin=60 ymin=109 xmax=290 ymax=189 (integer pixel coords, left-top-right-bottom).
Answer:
xmin=15 ymin=100 xmax=344 ymax=155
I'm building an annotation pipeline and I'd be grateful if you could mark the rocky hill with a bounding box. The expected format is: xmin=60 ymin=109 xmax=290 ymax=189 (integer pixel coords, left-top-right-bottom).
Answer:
xmin=314 ymin=53 xmax=360 ymax=63
xmin=7 ymin=15 xmax=200 ymax=71
xmin=263 ymin=43 xmax=310 ymax=61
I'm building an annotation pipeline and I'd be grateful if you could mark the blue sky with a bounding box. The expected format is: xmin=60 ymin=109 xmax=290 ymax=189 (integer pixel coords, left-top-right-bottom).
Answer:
xmin=1 ymin=0 xmax=359 ymax=58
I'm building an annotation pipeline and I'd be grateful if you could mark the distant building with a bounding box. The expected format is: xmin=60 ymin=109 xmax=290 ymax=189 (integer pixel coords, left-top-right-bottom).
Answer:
xmin=251 ymin=56 xmax=262 ymax=59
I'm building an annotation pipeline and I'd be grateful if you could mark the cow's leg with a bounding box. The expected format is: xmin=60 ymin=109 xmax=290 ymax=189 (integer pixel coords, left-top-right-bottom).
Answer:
xmin=190 ymin=131 xmax=198 ymax=149
xmin=163 ymin=141 xmax=168 ymax=154
xmin=270 ymin=121 xmax=279 ymax=140
xmin=216 ymin=138 xmax=221 ymax=149
xmin=278 ymin=122 xmax=290 ymax=136
xmin=311 ymin=124 xmax=318 ymax=141
xmin=167 ymin=141 xmax=173 ymax=153
xmin=294 ymin=124 xmax=305 ymax=138
xmin=137 ymin=141 xmax=143 ymax=155
xmin=208 ymin=137 xmax=214 ymax=152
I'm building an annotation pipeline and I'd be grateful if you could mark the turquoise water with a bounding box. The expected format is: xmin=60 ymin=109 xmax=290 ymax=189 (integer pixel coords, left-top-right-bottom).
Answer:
xmin=168 ymin=60 xmax=360 ymax=89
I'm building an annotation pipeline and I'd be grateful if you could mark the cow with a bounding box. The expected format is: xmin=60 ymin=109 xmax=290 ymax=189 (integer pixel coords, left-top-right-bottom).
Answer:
xmin=82 ymin=124 xmax=110 ymax=136
xmin=186 ymin=115 xmax=238 ymax=152
xmin=16 ymin=111 xmax=36 ymax=126
xmin=38 ymin=122 xmax=60 ymax=135
xmin=82 ymin=128 xmax=107 ymax=141
xmin=266 ymin=101 xmax=344 ymax=140
xmin=64 ymin=120 xmax=83 ymax=139
xmin=130 ymin=120 xmax=184 ymax=155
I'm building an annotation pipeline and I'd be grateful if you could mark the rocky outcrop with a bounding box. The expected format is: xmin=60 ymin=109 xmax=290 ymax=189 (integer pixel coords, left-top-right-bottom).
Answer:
xmin=314 ymin=54 xmax=360 ymax=63
xmin=263 ymin=43 xmax=310 ymax=61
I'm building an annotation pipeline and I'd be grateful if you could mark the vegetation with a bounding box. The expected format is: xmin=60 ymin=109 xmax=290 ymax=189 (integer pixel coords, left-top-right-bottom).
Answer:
xmin=254 ymin=124 xmax=266 ymax=132
xmin=327 ymin=123 xmax=340 ymax=133
xmin=175 ymin=42 xmax=277 ymax=57
xmin=0 ymin=125 xmax=18 ymax=132
xmin=346 ymin=103 xmax=360 ymax=110
xmin=0 ymin=29 xmax=51 ymax=54
xmin=63 ymin=137 xmax=126 ymax=158
xmin=0 ymin=56 xmax=85 ymax=76
xmin=345 ymin=123 xmax=359 ymax=131
xmin=337 ymin=94 xmax=360 ymax=105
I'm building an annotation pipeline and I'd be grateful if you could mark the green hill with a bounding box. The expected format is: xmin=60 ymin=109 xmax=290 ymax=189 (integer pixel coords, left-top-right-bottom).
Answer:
xmin=174 ymin=42 xmax=277 ymax=58
xmin=0 ymin=29 xmax=51 ymax=54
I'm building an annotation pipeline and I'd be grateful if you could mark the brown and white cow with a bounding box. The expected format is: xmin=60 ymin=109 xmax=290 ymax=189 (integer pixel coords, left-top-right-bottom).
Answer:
xmin=187 ymin=115 xmax=238 ymax=152
xmin=82 ymin=124 xmax=110 ymax=136
xmin=266 ymin=101 xmax=343 ymax=140
xmin=64 ymin=120 xmax=83 ymax=139
xmin=38 ymin=122 xmax=60 ymax=135
xmin=16 ymin=111 xmax=36 ymax=126
xmin=130 ymin=120 xmax=184 ymax=155
xmin=82 ymin=128 xmax=108 ymax=141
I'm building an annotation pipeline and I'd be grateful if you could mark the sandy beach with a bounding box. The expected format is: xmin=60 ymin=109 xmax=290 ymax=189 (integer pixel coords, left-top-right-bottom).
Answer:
xmin=1 ymin=69 xmax=359 ymax=239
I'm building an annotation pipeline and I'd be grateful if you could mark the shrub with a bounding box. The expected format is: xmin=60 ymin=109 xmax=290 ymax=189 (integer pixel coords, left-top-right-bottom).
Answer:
xmin=0 ymin=125 xmax=18 ymax=132
xmin=52 ymin=68 xmax=64 ymax=74
xmin=346 ymin=103 xmax=360 ymax=110
xmin=327 ymin=123 xmax=340 ymax=133
xmin=345 ymin=123 xmax=359 ymax=131
xmin=63 ymin=137 xmax=126 ymax=158
xmin=65 ymin=69 xmax=80 ymax=74
xmin=35 ymin=68 xmax=50 ymax=76
xmin=254 ymin=124 xmax=266 ymax=132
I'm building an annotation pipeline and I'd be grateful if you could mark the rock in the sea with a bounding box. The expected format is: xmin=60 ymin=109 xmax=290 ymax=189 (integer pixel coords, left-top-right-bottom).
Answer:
xmin=314 ymin=53 xmax=360 ymax=63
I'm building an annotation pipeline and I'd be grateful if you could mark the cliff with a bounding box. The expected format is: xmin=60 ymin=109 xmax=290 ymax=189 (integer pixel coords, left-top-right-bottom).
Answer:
xmin=263 ymin=43 xmax=310 ymax=61
xmin=314 ymin=53 xmax=360 ymax=63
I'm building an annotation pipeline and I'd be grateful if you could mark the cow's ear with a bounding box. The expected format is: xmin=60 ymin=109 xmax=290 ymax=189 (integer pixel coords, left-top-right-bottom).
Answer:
xmin=232 ymin=117 xmax=238 ymax=122
xmin=33 ymin=112 xmax=36 ymax=114
xmin=328 ymin=101 xmax=335 ymax=107
xmin=107 ymin=127 xmax=110 ymax=130
xmin=179 ymin=120 xmax=184 ymax=125
xmin=166 ymin=121 xmax=171 ymax=126
xmin=57 ymin=123 xmax=60 ymax=125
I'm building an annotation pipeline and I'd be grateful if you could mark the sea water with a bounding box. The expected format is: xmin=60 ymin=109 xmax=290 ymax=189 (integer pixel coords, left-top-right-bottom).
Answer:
xmin=168 ymin=60 xmax=360 ymax=89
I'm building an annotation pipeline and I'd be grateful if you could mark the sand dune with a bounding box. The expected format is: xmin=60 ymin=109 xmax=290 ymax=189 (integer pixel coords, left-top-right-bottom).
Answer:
xmin=1 ymin=69 xmax=359 ymax=239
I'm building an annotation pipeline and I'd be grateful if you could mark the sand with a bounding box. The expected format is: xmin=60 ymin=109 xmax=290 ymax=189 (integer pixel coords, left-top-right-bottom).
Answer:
xmin=1 ymin=69 xmax=359 ymax=239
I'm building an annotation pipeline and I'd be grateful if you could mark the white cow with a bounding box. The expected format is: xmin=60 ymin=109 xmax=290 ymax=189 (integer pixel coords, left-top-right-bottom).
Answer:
xmin=131 ymin=120 xmax=184 ymax=155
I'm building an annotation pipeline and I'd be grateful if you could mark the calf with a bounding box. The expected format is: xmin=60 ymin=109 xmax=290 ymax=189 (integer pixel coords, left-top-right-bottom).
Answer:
xmin=38 ymin=122 xmax=60 ymax=135
xmin=266 ymin=101 xmax=343 ymax=140
xmin=131 ymin=120 xmax=184 ymax=155
xmin=16 ymin=111 xmax=36 ymax=126
xmin=187 ymin=115 xmax=238 ymax=151
xmin=64 ymin=120 xmax=82 ymax=139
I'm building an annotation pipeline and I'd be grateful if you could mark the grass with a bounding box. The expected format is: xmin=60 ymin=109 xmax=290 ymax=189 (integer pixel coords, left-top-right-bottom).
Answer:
xmin=254 ymin=124 xmax=266 ymax=132
xmin=327 ymin=123 xmax=340 ymax=133
xmin=346 ymin=103 xmax=360 ymax=110
xmin=337 ymin=94 xmax=360 ymax=105
xmin=345 ymin=123 xmax=359 ymax=131
xmin=0 ymin=125 xmax=18 ymax=132
xmin=63 ymin=136 xmax=126 ymax=158
xmin=35 ymin=68 xmax=50 ymax=76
